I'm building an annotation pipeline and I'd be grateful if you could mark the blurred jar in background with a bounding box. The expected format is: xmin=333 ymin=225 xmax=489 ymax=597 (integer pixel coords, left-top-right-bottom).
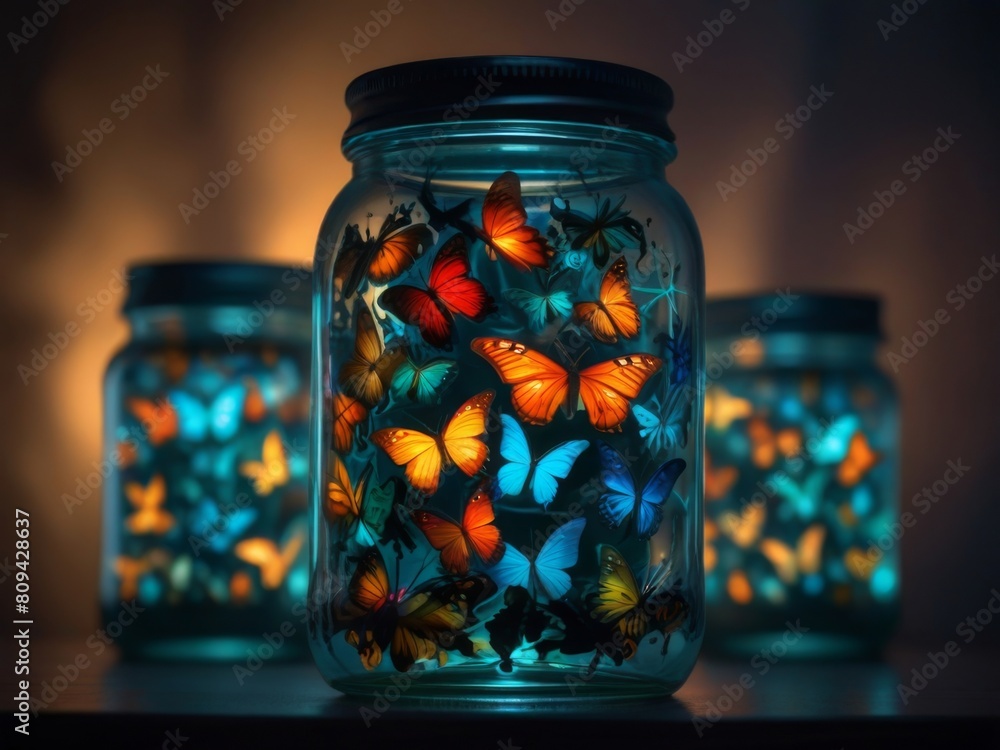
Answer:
xmin=101 ymin=262 xmax=311 ymax=660
xmin=703 ymin=292 xmax=899 ymax=659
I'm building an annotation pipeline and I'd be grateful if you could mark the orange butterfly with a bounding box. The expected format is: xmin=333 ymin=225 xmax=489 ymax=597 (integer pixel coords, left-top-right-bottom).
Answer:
xmin=760 ymin=524 xmax=826 ymax=584
xmin=127 ymin=397 xmax=177 ymax=446
xmin=330 ymin=389 xmax=369 ymax=453
xmin=239 ymin=430 xmax=290 ymax=496
xmin=338 ymin=301 xmax=406 ymax=407
xmin=372 ymin=390 xmax=494 ymax=495
xmin=471 ymin=338 xmax=661 ymax=432
xmin=705 ymin=452 xmax=738 ymax=501
xmin=411 ymin=484 xmax=505 ymax=575
xmin=324 ymin=453 xmax=372 ymax=526
xmin=747 ymin=417 xmax=802 ymax=469
xmin=477 ymin=172 xmax=553 ymax=271
xmin=124 ymin=474 xmax=174 ymax=535
xmin=572 ymin=256 xmax=640 ymax=344
xmin=235 ymin=527 xmax=305 ymax=589
xmin=838 ymin=431 xmax=880 ymax=486
xmin=333 ymin=206 xmax=433 ymax=298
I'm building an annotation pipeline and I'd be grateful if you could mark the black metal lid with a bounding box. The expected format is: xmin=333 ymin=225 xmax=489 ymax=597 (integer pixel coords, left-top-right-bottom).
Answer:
xmin=706 ymin=292 xmax=883 ymax=339
xmin=122 ymin=261 xmax=311 ymax=313
xmin=343 ymin=55 xmax=675 ymax=144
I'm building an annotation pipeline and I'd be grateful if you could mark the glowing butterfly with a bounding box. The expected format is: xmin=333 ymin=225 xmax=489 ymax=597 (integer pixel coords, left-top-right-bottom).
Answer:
xmin=472 ymin=338 xmax=661 ymax=432
xmin=189 ymin=499 xmax=258 ymax=553
xmin=760 ymin=525 xmax=826 ymax=584
xmin=168 ymin=384 xmax=246 ymax=442
xmin=594 ymin=545 xmax=688 ymax=657
xmin=333 ymin=205 xmax=433 ymax=299
xmin=550 ymin=194 xmax=646 ymax=269
xmin=717 ymin=502 xmax=766 ymax=548
xmin=572 ymin=256 xmax=641 ymax=344
xmin=411 ymin=484 xmax=505 ymax=574
xmin=334 ymin=545 xmax=491 ymax=671
xmin=503 ymin=286 xmax=574 ymax=334
xmin=703 ymin=387 xmax=752 ymax=430
xmin=496 ymin=414 xmax=588 ymax=509
xmin=338 ymin=301 xmax=406 ymax=407
xmin=488 ymin=517 xmax=586 ymax=600
xmin=324 ymin=455 xmax=392 ymax=545
xmin=597 ymin=442 xmax=686 ymax=540
xmin=772 ymin=471 xmax=829 ymax=522
xmin=705 ymin=452 xmax=738 ymax=501
xmin=838 ymin=432 xmax=880 ymax=486
xmin=115 ymin=552 xmax=163 ymax=600
xmin=379 ymin=235 xmax=496 ymax=349
xmin=124 ymin=474 xmax=174 ymax=535
xmin=632 ymin=389 xmax=690 ymax=454
xmin=809 ymin=415 xmax=861 ymax=464
xmin=747 ymin=417 xmax=802 ymax=469
xmin=389 ymin=358 xmax=458 ymax=405
xmin=235 ymin=527 xmax=305 ymax=589
xmin=243 ymin=383 xmax=267 ymax=422
xmin=239 ymin=430 xmax=290 ymax=495
xmin=372 ymin=390 xmax=494 ymax=495
xmin=330 ymin=389 xmax=368 ymax=453
xmin=727 ymin=570 xmax=753 ymax=604
xmin=126 ymin=397 xmax=177 ymax=446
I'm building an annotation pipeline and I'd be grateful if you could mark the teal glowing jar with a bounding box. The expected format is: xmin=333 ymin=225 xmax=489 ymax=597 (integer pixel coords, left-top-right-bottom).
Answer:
xmin=703 ymin=293 xmax=899 ymax=659
xmin=309 ymin=56 xmax=706 ymax=699
xmin=101 ymin=262 xmax=312 ymax=661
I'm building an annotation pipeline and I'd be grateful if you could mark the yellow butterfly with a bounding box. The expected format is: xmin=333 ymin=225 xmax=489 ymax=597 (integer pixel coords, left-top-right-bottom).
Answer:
xmin=124 ymin=474 xmax=174 ymax=535
xmin=235 ymin=528 xmax=305 ymax=589
xmin=240 ymin=430 xmax=290 ymax=495
xmin=717 ymin=502 xmax=766 ymax=548
xmin=704 ymin=387 xmax=752 ymax=430
xmin=759 ymin=524 xmax=826 ymax=584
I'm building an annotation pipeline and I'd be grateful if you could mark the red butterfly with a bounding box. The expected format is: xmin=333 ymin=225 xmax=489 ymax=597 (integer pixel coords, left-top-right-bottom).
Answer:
xmin=411 ymin=484 xmax=505 ymax=575
xmin=378 ymin=234 xmax=496 ymax=349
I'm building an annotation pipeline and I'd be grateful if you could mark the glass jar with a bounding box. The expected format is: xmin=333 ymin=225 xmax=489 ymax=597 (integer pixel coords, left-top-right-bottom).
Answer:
xmin=101 ymin=262 xmax=312 ymax=660
xmin=703 ymin=292 xmax=899 ymax=658
xmin=309 ymin=56 xmax=706 ymax=699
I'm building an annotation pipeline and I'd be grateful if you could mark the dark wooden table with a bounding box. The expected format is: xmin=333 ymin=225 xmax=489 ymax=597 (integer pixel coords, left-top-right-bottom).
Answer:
xmin=16 ymin=638 xmax=1000 ymax=748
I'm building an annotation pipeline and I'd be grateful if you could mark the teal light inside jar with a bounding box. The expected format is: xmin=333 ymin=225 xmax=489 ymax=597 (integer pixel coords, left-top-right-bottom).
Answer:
xmin=703 ymin=292 xmax=899 ymax=659
xmin=101 ymin=261 xmax=312 ymax=661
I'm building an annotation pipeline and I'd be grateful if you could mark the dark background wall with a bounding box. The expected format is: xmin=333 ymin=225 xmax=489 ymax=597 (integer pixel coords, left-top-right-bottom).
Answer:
xmin=1 ymin=0 xmax=998 ymax=648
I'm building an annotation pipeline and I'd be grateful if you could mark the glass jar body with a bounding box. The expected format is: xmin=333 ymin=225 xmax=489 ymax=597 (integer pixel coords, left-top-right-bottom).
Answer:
xmin=310 ymin=122 xmax=706 ymax=699
xmin=101 ymin=306 xmax=311 ymax=660
xmin=703 ymin=333 xmax=900 ymax=658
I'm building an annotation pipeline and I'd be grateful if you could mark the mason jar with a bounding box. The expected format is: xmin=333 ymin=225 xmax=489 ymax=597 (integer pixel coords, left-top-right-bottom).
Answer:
xmin=309 ymin=56 xmax=706 ymax=699
xmin=703 ymin=292 xmax=899 ymax=658
xmin=101 ymin=261 xmax=312 ymax=660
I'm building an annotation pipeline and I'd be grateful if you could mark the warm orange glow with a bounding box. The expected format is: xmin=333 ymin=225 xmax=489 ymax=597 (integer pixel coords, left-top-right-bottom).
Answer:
xmin=838 ymin=432 xmax=880 ymax=486
xmin=727 ymin=570 xmax=753 ymax=605
xmin=123 ymin=473 xmax=174 ymax=535
xmin=704 ymin=387 xmax=752 ymax=430
xmin=844 ymin=547 xmax=873 ymax=581
xmin=239 ymin=429 xmax=290 ymax=495
xmin=235 ymin=528 xmax=304 ymax=589
xmin=230 ymin=570 xmax=253 ymax=604
xmin=705 ymin=452 xmax=738 ymax=501
xmin=718 ymin=503 xmax=766 ymax=548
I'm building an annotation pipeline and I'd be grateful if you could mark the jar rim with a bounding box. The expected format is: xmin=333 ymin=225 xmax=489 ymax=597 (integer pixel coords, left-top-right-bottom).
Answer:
xmin=122 ymin=260 xmax=311 ymax=313
xmin=343 ymin=55 xmax=675 ymax=145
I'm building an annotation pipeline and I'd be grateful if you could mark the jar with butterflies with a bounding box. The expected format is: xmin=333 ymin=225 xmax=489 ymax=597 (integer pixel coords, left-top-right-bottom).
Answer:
xmin=101 ymin=262 xmax=312 ymax=660
xmin=311 ymin=56 xmax=706 ymax=698
xmin=703 ymin=293 xmax=899 ymax=658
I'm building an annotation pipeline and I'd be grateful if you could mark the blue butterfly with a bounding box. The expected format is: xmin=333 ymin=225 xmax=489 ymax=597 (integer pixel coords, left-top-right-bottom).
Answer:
xmin=597 ymin=442 xmax=686 ymax=540
xmin=488 ymin=518 xmax=585 ymax=600
xmin=632 ymin=389 xmax=690 ymax=455
xmin=189 ymin=499 xmax=258 ymax=554
xmin=389 ymin=358 xmax=458 ymax=404
xmin=169 ymin=384 xmax=246 ymax=442
xmin=503 ymin=287 xmax=573 ymax=333
xmin=496 ymin=415 xmax=588 ymax=509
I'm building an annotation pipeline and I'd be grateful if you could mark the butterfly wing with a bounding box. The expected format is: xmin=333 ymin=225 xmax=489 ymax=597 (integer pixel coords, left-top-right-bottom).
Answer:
xmin=324 ymin=454 xmax=368 ymax=525
xmin=371 ymin=427 xmax=443 ymax=495
xmin=471 ymin=338 xmax=569 ymax=426
xmin=496 ymin=414 xmax=532 ymax=497
xmin=390 ymin=359 xmax=458 ymax=404
xmin=167 ymin=391 xmax=208 ymax=442
xmin=331 ymin=390 xmax=368 ymax=453
xmin=339 ymin=303 xmax=405 ymax=407
xmin=440 ymin=389 xmax=494 ymax=478
xmin=595 ymin=544 xmax=643 ymax=623
xmin=635 ymin=458 xmax=686 ymax=540
xmin=838 ymin=432 xmax=879 ymax=486
xmin=367 ymin=223 xmax=433 ymax=285
xmin=532 ymin=517 xmax=586 ymax=599
xmin=632 ymin=401 xmax=665 ymax=455
xmin=240 ymin=430 xmax=289 ymax=495
xmin=427 ymin=234 xmax=495 ymax=322
xmin=577 ymin=353 xmax=662 ymax=432
xmin=488 ymin=544 xmax=533 ymax=592
xmin=411 ymin=509 xmax=470 ymax=575
xmin=208 ymin=383 xmax=246 ymax=441
xmin=379 ymin=284 xmax=454 ymax=349
xmin=530 ymin=439 xmax=589 ymax=509
xmin=718 ymin=503 xmax=766 ymax=548
xmin=461 ymin=485 xmax=505 ymax=567
xmin=348 ymin=547 xmax=391 ymax=613
xmin=573 ymin=256 xmax=640 ymax=343
xmin=503 ymin=288 xmax=572 ymax=333
xmin=480 ymin=172 xmax=552 ymax=271
xmin=597 ymin=442 xmax=638 ymax=530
